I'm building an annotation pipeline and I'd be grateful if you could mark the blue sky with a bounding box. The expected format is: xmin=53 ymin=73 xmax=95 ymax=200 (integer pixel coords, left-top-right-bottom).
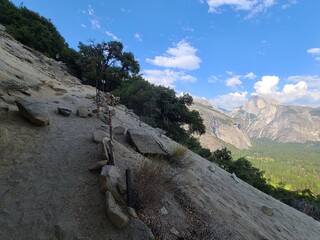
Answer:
xmin=11 ymin=0 xmax=320 ymax=109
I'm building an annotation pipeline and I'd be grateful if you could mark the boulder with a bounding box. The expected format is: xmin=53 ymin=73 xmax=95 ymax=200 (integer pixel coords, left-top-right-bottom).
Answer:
xmin=0 ymin=128 xmax=9 ymax=152
xmin=57 ymin=107 xmax=72 ymax=116
xmin=92 ymin=130 xmax=109 ymax=143
xmin=15 ymin=99 xmax=50 ymax=126
xmin=100 ymin=165 xmax=125 ymax=204
xmin=105 ymin=191 xmax=129 ymax=229
xmin=77 ymin=108 xmax=91 ymax=118
xmin=126 ymin=128 xmax=168 ymax=155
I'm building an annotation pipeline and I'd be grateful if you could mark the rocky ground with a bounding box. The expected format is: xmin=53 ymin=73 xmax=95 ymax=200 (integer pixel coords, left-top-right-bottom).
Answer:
xmin=1 ymin=25 xmax=320 ymax=240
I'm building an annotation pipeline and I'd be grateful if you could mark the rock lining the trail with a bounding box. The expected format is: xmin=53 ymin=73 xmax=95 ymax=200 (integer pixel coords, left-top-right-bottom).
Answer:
xmin=15 ymin=98 xmax=50 ymax=126
xmin=126 ymin=128 xmax=168 ymax=156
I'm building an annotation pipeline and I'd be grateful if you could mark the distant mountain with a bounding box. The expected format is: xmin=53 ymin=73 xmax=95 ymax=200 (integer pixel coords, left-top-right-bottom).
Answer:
xmin=231 ymin=95 xmax=320 ymax=143
xmin=192 ymin=95 xmax=320 ymax=150
xmin=190 ymin=99 xmax=252 ymax=151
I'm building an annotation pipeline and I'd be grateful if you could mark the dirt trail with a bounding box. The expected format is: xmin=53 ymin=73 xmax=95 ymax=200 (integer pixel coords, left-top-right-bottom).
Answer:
xmin=0 ymin=95 xmax=124 ymax=240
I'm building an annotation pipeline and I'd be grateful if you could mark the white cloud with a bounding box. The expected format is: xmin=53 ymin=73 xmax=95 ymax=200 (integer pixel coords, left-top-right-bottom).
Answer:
xmin=90 ymin=19 xmax=101 ymax=29
xmin=281 ymin=81 xmax=308 ymax=101
xmin=134 ymin=33 xmax=143 ymax=41
xmin=182 ymin=26 xmax=195 ymax=32
xmin=307 ymin=48 xmax=320 ymax=54
xmin=252 ymin=75 xmax=320 ymax=107
xmin=146 ymin=41 xmax=201 ymax=70
xmin=211 ymin=91 xmax=248 ymax=110
xmin=105 ymin=31 xmax=119 ymax=40
xmin=226 ymin=77 xmax=242 ymax=87
xmin=88 ymin=5 xmax=95 ymax=15
xmin=80 ymin=24 xmax=86 ymax=28
xmin=254 ymin=75 xmax=279 ymax=94
xmin=282 ymin=0 xmax=298 ymax=9
xmin=287 ymin=75 xmax=320 ymax=88
xmin=208 ymin=75 xmax=219 ymax=83
xmin=244 ymin=72 xmax=257 ymax=79
xmin=206 ymin=0 xmax=276 ymax=17
xmin=143 ymin=69 xmax=196 ymax=88
xmin=223 ymin=71 xmax=256 ymax=88
xmin=316 ymin=57 xmax=320 ymax=61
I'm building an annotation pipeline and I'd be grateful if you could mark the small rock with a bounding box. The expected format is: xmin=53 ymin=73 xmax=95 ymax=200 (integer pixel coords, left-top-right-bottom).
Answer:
xmin=208 ymin=165 xmax=215 ymax=173
xmin=75 ymin=237 xmax=92 ymax=240
xmin=88 ymin=160 xmax=108 ymax=171
xmin=231 ymin=172 xmax=240 ymax=183
xmin=261 ymin=205 xmax=274 ymax=216
xmin=100 ymin=165 xmax=125 ymax=204
xmin=85 ymin=93 xmax=95 ymax=99
xmin=77 ymin=108 xmax=91 ymax=118
xmin=93 ymin=130 xmax=109 ymax=143
xmin=0 ymin=128 xmax=9 ymax=152
xmin=0 ymin=102 xmax=9 ymax=119
xmin=170 ymin=227 xmax=180 ymax=236
xmin=113 ymin=126 xmax=126 ymax=135
xmin=97 ymin=112 xmax=110 ymax=124
xmin=0 ymin=95 xmax=15 ymax=104
xmin=127 ymin=218 xmax=155 ymax=240
xmin=127 ymin=207 xmax=138 ymax=218
xmin=109 ymin=107 xmax=116 ymax=116
xmin=57 ymin=107 xmax=72 ymax=116
xmin=105 ymin=191 xmax=129 ymax=229
xmin=160 ymin=207 xmax=168 ymax=215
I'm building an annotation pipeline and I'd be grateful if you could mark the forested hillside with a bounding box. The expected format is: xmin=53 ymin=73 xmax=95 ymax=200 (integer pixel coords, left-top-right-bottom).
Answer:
xmin=231 ymin=139 xmax=320 ymax=195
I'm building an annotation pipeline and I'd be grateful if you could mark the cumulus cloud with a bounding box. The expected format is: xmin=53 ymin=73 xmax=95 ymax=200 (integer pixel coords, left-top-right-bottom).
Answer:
xmin=211 ymin=91 xmax=248 ymax=110
xmin=105 ymin=31 xmax=118 ymax=40
xmin=143 ymin=69 xmax=196 ymax=88
xmin=224 ymin=71 xmax=256 ymax=88
xmin=252 ymin=75 xmax=320 ymax=107
xmin=205 ymin=0 xmax=276 ymax=17
xmin=254 ymin=75 xmax=279 ymax=94
xmin=134 ymin=33 xmax=143 ymax=41
xmin=146 ymin=41 xmax=201 ymax=70
xmin=226 ymin=77 xmax=242 ymax=87
xmin=287 ymin=75 xmax=320 ymax=88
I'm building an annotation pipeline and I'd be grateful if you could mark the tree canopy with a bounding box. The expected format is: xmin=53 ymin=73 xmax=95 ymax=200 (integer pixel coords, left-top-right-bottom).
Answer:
xmin=78 ymin=41 xmax=140 ymax=91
